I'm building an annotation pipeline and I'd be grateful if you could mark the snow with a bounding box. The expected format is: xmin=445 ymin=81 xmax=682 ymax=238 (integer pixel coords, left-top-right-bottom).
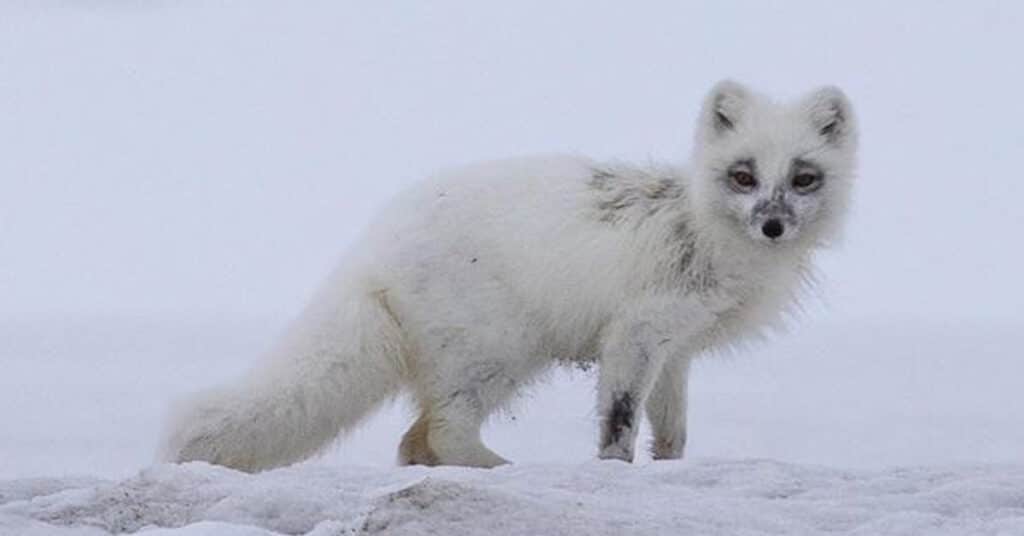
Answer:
xmin=4 ymin=460 xmax=1024 ymax=535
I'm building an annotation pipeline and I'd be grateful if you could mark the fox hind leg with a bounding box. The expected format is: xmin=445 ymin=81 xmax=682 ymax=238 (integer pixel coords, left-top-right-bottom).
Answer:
xmin=426 ymin=390 xmax=510 ymax=468
xmin=398 ymin=412 xmax=440 ymax=466
xmin=401 ymin=355 xmax=544 ymax=468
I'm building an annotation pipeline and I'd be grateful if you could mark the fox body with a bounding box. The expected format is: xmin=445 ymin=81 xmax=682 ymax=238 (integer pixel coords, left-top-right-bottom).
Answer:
xmin=162 ymin=81 xmax=858 ymax=470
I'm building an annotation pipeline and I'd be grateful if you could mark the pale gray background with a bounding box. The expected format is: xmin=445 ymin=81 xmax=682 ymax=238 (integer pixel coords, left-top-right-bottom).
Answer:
xmin=2 ymin=2 xmax=1022 ymax=478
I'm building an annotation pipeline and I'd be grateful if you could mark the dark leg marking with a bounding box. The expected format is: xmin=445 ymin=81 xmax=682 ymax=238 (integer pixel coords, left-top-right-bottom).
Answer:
xmin=602 ymin=392 xmax=635 ymax=448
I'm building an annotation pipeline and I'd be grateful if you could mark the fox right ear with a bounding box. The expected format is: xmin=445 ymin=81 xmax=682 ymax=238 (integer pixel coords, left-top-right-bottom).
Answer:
xmin=801 ymin=86 xmax=856 ymax=147
xmin=701 ymin=80 xmax=751 ymax=137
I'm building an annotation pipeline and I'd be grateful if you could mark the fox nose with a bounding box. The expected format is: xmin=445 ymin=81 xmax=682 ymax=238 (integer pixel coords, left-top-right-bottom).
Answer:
xmin=761 ymin=219 xmax=784 ymax=239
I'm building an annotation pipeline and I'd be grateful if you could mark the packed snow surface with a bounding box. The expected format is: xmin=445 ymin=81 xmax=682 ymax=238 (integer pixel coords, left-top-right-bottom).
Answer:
xmin=4 ymin=459 xmax=1024 ymax=535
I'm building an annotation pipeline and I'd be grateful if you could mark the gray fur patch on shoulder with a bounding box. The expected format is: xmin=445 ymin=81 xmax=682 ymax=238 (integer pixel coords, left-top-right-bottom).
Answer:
xmin=673 ymin=220 xmax=718 ymax=294
xmin=587 ymin=163 xmax=718 ymax=295
xmin=587 ymin=164 xmax=685 ymax=225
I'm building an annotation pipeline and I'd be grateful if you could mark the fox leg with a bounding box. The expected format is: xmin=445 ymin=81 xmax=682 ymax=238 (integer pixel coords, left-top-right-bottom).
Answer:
xmin=400 ymin=357 xmax=541 ymax=468
xmin=398 ymin=391 xmax=513 ymax=468
xmin=597 ymin=298 xmax=711 ymax=462
xmin=596 ymin=327 xmax=668 ymax=463
xmin=398 ymin=411 xmax=439 ymax=466
xmin=425 ymin=389 xmax=509 ymax=468
xmin=645 ymin=356 xmax=691 ymax=460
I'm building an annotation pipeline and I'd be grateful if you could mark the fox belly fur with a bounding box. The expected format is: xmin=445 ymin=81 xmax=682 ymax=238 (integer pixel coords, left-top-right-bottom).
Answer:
xmin=161 ymin=80 xmax=858 ymax=471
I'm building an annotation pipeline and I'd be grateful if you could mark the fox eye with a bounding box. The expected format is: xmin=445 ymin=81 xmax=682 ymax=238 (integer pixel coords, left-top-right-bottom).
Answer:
xmin=792 ymin=172 xmax=822 ymax=192
xmin=729 ymin=170 xmax=758 ymax=192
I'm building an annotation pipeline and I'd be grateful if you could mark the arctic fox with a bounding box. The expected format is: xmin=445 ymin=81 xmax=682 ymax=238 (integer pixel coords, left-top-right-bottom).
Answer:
xmin=161 ymin=80 xmax=857 ymax=471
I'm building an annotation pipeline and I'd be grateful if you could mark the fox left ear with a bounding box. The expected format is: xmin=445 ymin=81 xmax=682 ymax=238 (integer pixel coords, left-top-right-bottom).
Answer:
xmin=802 ymin=86 xmax=856 ymax=146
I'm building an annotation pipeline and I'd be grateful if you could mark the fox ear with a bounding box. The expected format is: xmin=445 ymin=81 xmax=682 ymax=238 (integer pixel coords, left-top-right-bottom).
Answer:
xmin=803 ymin=86 xmax=855 ymax=146
xmin=701 ymin=79 xmax=751 ymax=138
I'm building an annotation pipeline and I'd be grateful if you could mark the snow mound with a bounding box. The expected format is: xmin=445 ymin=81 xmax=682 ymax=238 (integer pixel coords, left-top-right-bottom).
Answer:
xmin=2 ymin=460 xmax=1023 ymax=535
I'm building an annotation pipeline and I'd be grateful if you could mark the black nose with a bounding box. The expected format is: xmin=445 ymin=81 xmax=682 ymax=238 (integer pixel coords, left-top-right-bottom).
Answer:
xmin=761 ymin=219 xmax=784 ymax=239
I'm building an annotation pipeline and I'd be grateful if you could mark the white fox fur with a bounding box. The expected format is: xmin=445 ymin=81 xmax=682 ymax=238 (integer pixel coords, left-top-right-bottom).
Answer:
xmin=161 ymin=80 xmax=858 ymax=471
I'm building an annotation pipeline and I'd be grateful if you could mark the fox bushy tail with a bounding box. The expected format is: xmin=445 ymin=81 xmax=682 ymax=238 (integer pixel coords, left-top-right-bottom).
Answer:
xmin=160 ymin=288 xmax=407 ymax=472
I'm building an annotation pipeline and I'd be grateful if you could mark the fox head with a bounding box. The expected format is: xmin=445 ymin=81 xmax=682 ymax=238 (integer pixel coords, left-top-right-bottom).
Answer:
xmin=690 ymin=81 xmax=858 ymax=251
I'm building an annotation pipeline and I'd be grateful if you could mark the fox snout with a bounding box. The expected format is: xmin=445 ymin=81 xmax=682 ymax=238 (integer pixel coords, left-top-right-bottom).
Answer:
xmin=751 ymin=192 xmax=796 ymax=242
xmin=761 ymin=219 xmax=785 ymax=239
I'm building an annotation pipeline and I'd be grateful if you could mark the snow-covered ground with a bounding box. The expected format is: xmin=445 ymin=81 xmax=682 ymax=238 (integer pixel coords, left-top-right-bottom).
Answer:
xmin=2 ymin=317 xmax=1023 ymax=534
xmin=6 ymin=459 xmax=1024 ymax=535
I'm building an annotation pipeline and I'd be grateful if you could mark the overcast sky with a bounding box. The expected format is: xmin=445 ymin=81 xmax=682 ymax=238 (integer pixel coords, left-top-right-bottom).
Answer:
xmin=2 ymin=1 xmax=1021 ymax=324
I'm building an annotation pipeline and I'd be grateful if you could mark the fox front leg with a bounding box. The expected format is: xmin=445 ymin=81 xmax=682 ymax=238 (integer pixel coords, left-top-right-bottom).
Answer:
xmin=645 ymin=356 xmax=691 ymax=460
xmin=597 ymin=320 xmax=669 ymax=462
xmin=597 ymin=299 xmax=710 ymax=462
